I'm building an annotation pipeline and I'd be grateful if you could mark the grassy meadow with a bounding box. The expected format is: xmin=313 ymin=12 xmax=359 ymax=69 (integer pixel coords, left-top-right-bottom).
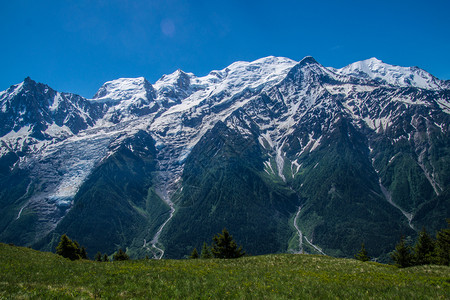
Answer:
xmin=0 ymin=243 xmax=449 ymax=299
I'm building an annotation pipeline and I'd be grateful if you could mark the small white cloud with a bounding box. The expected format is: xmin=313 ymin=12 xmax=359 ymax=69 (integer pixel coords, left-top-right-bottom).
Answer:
xmin=161 ymin=19 xmax=175 ymax=37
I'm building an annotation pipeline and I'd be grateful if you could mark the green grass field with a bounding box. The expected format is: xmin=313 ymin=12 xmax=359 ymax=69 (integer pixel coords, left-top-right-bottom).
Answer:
xmin=0 ymin=243 xmax=448 ymax=299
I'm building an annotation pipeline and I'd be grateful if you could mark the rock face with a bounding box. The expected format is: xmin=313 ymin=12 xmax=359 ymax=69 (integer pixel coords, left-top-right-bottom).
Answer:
xmin=0 ymin=56 xmax=449 ymax=260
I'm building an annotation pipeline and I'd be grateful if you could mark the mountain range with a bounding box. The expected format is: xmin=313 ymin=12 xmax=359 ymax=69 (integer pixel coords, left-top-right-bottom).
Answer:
xmin=1 ymin=56 xmax=449 ymax=260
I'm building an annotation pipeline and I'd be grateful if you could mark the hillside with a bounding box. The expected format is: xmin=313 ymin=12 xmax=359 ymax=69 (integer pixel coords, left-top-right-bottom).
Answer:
xmin=0 ymin=243 xmax=448 ymax=299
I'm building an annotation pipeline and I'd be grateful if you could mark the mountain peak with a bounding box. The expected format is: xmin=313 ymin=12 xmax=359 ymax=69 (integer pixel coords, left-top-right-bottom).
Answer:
xmin=334 ymin=58 xmax=445 ymax=90
xmin=365 ymin=57 xmax=383 ymax=63
xmin=93 ymin=77 xmax=155 ymax=102
xmin=22 ymin=76 xmax=36 ymax=88
xmin=154 ymin=69 xmax=196 ymax=93
xmin=299 ymin=56 xmax=318 ymax=65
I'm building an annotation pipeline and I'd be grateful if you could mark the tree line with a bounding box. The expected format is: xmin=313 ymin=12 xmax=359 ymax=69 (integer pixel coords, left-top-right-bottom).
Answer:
xmin=56 ymin=222 xmax=448 ymax=266
xmin=55 ymin=228 xmax=246 ymax=262
xmin=56 ymin=234 xmax=129 ymax=262
xmin=390 ymin=223 xmax=449 ymax=267
xmin=354 ymin=221 xmax=450 ymax=267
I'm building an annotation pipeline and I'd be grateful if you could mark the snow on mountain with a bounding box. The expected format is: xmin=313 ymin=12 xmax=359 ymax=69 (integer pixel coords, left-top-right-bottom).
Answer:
xmin=330 ymin=57 xmax=447 ymax=90
xmin=0 ymin=77 xmax=102 ymax=147
xmin=202 ymin=56 xmax=298 ymax=96
xmin=148 ymin=56 xmax=298 ymax=196
xmin=93 ymin=77 xmax=155 ymax=103
xmin=1 ymin=55 xmax=449 ymax=247
xmin=153 ymin=70 xmax=201 ymax=106
xmin=92 ymin=77 xmax=158 ymax=123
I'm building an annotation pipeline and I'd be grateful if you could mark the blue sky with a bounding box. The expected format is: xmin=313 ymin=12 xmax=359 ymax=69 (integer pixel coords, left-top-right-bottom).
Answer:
xmin=1 ymin=0 xmax=449 ymax=98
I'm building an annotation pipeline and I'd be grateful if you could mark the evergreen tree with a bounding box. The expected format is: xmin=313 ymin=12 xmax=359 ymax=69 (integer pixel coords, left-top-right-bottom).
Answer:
xmin=354 ymin=243 xmax=370 ymax=262
xmin=113 ymin=249 xmax=129 ymax=261
xmin=80 ymin=247 xmax=88 ymax=260
xmin=211 ymin=228 xmax=245 ymax=259
xmin=74 ymin=241 xmax=81 ymax=252
xmin=434 ymin=220 xmax=450 ymax=266
xmin=414 ymin=228 xmax=435 ymax=265
xmin=190 ymin=248 xmax=199 ymax=259
xmin=201 ymin=242 xmax=212 ymax=259
xmin=390 ymin=236 xmax=413 ymax=268
xmin=56 ymin=234 xmax=81 ymax=261
xmin=94 ymin=251 xmax=102 ymax=262
xmin=103 ymin=254 xmax=109 ymax=262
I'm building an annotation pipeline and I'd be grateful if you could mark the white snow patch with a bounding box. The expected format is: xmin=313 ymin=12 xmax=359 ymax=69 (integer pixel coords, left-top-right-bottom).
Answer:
xmin=437 ymin=99 xmax=450 ymax=114
xmin=276 ymin=141 xmax=286 ymax=181
xmin=310 ymin=136 xmax=322 ymax=152
xmin=324 ymin=84 xmax=377 ymax=95
xmin=50 ymin=93 xmax=63 ymax=111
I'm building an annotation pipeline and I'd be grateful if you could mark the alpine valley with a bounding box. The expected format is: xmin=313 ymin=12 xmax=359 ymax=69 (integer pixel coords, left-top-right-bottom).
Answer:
xmin=1 ymin=56 xmax=449 ymax=261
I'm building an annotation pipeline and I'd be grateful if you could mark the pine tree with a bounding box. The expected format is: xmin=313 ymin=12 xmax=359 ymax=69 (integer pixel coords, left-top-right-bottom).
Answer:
xmin=434 ymin=220 xmax=450 ymax=266
xmin=390 ymin=236 xmax=413 ymax=268
xmin=103 ymin=254 xmax=109 ymax=262
xmin=354 ymin=243 xmax=370 ymax=262
xmin=56 ymin=234 xmax=81 ymax=261
xmin=80 ymin=247 xmax=88 ymax=260
xmin=94 ymin=251 xmax=102 ymax=262
xmin=190 ymin=248 xmax=199 ymax=259
xmin=211 ymin=228 xmax=245 ymax=259
xmin=414 ymin=228 xmax=435 ymax=265
xmin=74 ymin=241 xmax=81 ymax=252
xmin=113 ymin=249 xmax=129 ymax=261
xmin=200 ymin=242 xmax=212 ymax=259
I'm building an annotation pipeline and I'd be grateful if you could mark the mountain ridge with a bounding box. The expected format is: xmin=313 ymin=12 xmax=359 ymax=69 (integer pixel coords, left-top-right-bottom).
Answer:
xmin=0 ymin=56 xmax=449 ymax=260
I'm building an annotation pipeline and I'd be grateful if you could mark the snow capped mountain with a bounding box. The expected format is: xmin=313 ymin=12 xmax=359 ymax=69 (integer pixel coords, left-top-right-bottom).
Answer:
xmin=0 ymin=77 xmax=100 ymax=135
xmin=330 ymin=57 xmax=448 ymax=90
xmin=0 ymin=77 xmax=103 ymax=156
xmin=1 ymin=56 xmax=449 ymax=260
xmin=147 ymin=56 xmax=298 ymax=199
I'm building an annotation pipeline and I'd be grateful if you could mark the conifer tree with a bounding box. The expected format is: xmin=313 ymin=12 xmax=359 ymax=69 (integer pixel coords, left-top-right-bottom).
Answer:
xmin=80 ymin=247 xmax=88 ymax=260
xmin=390 ymin=236 xmax=413 ymax=268
xmin=103 ymin=254 xmax=109 ymax=262
xmin=435 ymin=220 xmax=450 ymax=266
xmin=354 ymin=243 xmax=370 ymax=262
xmin=414 ymin=228 xmax=435 ymax=265
xmin=56 ymin=234 xmax=81 ymax=261
xmin=201 ymin=242 xmax=212 ymax=259
xmin=95 ymin=251 xmax=102 ymax=262
xmin=113 ymin=248 xmax=129 ymax=261
xmin=190 ymin=248 xmax=199 ymax=259
xmin=74 ymin=241 xmax=81 ymax=252
xmin=211 ymin=228 xmax=245 ymax=259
